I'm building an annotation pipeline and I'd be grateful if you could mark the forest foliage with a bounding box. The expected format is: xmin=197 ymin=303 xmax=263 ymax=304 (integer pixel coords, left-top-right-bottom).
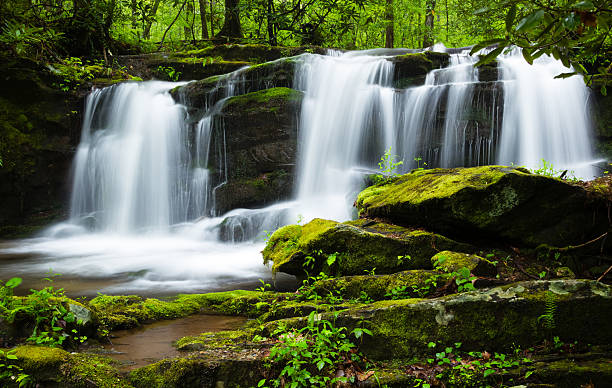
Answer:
xmin=0 ymin=0 xmax=610 ymax=79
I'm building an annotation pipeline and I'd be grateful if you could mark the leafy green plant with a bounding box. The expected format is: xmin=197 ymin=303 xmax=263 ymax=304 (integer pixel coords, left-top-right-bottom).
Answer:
xmin=258 ymin=311 xmax=372 ymax=387
xmin=156 ymin=65 xmax=182 ymax=81
xmin=373 ymin=147 xmax=404 ymax=184
xmin=0 ymin=276 xmax=86 ymax=349
xmin=256 ymin=279 xmax=272 ymax=292
xmin=0 ymin=349 xmax=31 ymax=387
xmin=413 ymin=156 xmax=428 ymax=171
xmin=385 ymin=285 xmax=411 ymax=300
xmin=537 ymin=291 xmax=557 ymax=330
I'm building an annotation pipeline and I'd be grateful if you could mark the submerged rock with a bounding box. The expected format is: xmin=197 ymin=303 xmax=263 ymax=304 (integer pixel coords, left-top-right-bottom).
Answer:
xmin=356 ymin=166 xmax=611 ymax=249
xmin=388 ymin=51 xmax=450 ymax=87
xmin=262 ymin=218 xmax=474 ymax=277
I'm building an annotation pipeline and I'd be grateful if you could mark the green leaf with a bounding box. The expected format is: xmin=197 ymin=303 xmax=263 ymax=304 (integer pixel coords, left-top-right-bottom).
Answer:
xmin=6 ymin=277 xmax=22 ymax=289
xmin=326 ymin=253 xmax=337 ymax=266
xmin=515 ymin=10 xmax=546 ymax=32
xmin=474 ymin=6 xmax=490 ymax=15
xmin=574 ymin=1 xmax=594 ymax=10
xmin=317 ymin=360 xmax=325 ymax=370
xmin=506 ymin=4 xmax=517 ymax=32
xmin=483 ymin=368 xmax=496 ymax=377
xmin=474 ymin=46 xmax=506 ymax=66
xmin=554 ymin=72 xmax=578 ymax=79
xmin=522 ymin=48 xmax=534 ymax=65
xmin=470 ymin=39 xmax=508 ymax=55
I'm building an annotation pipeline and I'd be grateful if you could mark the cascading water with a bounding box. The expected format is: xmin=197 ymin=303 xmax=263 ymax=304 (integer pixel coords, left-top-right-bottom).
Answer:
xmin=0 ymin=47 xmax=599 ymax=295
xmin=496 ymin=49 xmax=596 ymax=178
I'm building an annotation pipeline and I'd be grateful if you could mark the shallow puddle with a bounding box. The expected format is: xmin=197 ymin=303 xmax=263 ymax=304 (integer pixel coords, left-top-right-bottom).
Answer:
xmin=101 ymin=314 xmax=247 ymax=370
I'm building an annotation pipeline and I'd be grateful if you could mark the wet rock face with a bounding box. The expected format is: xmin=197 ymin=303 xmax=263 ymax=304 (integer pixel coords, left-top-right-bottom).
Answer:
xmin=355 ymin=165 xmax=611 ymax=248
xmin=0 ymin=55 xmax=81 ymax=234
xmin=211 ymin=87 xmax=302 ymax=214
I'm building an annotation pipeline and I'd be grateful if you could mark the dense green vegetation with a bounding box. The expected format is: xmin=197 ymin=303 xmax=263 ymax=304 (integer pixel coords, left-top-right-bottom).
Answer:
xmin=1 ymin=0 xmax=609 ymax=75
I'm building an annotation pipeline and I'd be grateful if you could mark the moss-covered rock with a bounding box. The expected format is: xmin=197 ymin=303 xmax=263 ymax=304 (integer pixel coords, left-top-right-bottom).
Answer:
xmin=326 ymin=279 xmax=612 ymax=360
xmin=311 ymin=270 xmax=451 ymax=300
xmin=356 ymin=166 xmax=611 ymax=249
xmin=262 ymin=218 xmax=474 ymax=277
xmin=388 ymin=51 xmax=450 ymax=87
xmin=0 ymin=54 xmax=81 ymax=232
xmin=8 ymin=345 xmax=131 ymax=387
xmin=129 ymin=353 xmax=266 ymax=388
xmin=88 ymin=290 xmax=292 ymax=331
xmin=431 ymin=251 xmax=497 ymax=277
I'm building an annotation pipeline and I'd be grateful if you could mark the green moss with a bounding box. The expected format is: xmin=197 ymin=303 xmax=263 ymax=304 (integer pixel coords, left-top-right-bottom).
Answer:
xmin=312 ymin=270 xmax=450 ymax=300
xmin=60 ymin=353 xmax=131 ymax=388
xmin=431 ymin=251 xmax=497 ymax=277
xmin=262 ymin=218 xmax=473 ymax=277
xmin=355 ymin=165 xmax=609 ymax=248
xmin=225 ymin=87 xmax=302 ymax=112
xmin=88 ymin=290 xmax=293 ymax=331
xmin=329 ymin=280 xmax=612 ymax=360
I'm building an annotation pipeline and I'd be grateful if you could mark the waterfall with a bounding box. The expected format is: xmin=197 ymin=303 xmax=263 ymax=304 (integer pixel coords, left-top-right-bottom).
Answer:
xmin=0 ymin=47 xmax=599 ymax=295
xmin=496 ymin=49 xmax=596 ymax=178
xmin=69 ymin=82 xmax=189 ymax=233
xmin=294 ymin=48 xmax=597 ymax=224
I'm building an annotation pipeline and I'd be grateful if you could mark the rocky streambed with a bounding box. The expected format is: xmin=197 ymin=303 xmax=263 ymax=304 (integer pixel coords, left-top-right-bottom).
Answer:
xmin=2 ymin=165 xmax=612 ymax=387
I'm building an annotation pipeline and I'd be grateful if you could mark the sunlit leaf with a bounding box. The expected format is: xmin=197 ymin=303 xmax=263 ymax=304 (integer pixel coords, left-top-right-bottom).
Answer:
xmin=515 ymin=10 xmax=546 ymax=32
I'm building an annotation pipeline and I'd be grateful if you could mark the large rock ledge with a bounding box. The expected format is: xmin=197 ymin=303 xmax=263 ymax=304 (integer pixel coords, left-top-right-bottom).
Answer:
xmin=355 ymin=165 xmax=611 ymax=248
xmin=265 ymin=279 xmax=612 ymax=360
xmin=262 ymin=218 xmax=474 ymax=277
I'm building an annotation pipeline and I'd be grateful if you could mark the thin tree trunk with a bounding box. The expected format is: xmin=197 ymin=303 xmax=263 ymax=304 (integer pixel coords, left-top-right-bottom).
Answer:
xmin=267 ymin=0 xmax=276 ymax=45
xmin=184 ymin=0 xmax=194 ymax=40
xmin=385 ymin=0 xmax=394 ymax=48
xmin=423 ymin=0 xmax=436 ymax=48
xmin=159 ymin=0 xmax=189 ymax=48
xmin=199 ymin=0 xmax=209 ymax=39
xmin=144 ymin=0 xmax=163 ymax=39
xmin=210 ymin=0 xmax=214 ymax=36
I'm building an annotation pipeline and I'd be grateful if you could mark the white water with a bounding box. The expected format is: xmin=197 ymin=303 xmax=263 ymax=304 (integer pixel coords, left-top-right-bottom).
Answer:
xmin=497 ymin=49 xmax=596 ymax=178
xmin=0 ymin=47 xmax=599 ymax=295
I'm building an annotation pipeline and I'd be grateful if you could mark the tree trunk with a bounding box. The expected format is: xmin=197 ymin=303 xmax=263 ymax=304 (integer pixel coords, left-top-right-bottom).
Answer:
xmin=385 ymin=0 xmax=394 ymax=48
xmin=216 ymin=0 xmax=242 ymax=39
xmin=267 ymin=0 xmax=276 ymax=45
xmin=143 ymin=0 xmax=162 ymax=40
xmin=184 ymin=0 xmax=194 ymax=40
xmin=199 ymin=0 xmax=209 ymax=39
xmin=423 ymin=0 xmax=436 ymax=48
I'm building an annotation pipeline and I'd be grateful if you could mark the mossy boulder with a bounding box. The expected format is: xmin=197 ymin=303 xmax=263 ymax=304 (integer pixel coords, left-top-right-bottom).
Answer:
xmin=262 ymin=218 xmax=474 ymax=277
xmin=129 ymin=353 xmax=266 ymax=388
xmin=327 ymin=279 xmax=612 ymax=360
xmin=88 ymin=290 xmax=290 ymax=331
xmin=356 ymin=166 xmax=611 ymax=249
xmin=431 ymin=251 xmax=497 ymax=277
xmin=387 ymin=51 xmax=450 ymax=87
xmin=8 ymin=346 xmax=128 ymax=387
xmin=312 ymin=270 xmax=451 ymax=301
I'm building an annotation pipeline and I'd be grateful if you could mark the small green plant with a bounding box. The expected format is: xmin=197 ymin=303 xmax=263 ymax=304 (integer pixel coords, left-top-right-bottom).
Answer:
xmin=373 ymin=147 xmax=404 ymax=183
xmin=454 ymin=267 xmax=477 ymax=292
xmin=414 ymin=156 xmax=428 ymax=171
xmin=363 ymin=267 xmax=376 ymax=276
xmin=530 ymin=159 xmax=578 ymax=181
xmin=156 ymin=65 xmax=181 ymax=81
xmin=537 ymin=291 xmax=557 ymax=330
xmin=0 ymin=275 xmax=86 ymax=349
xmin=258 ymin=311 xmax=372 ymax=387
xmin=385 ymin=285 xmax=412 ymax=300
xmin=0 ymin=349 xmax=31 ymax=387
xmin=256 ymin=279 xmax=272 ymax=292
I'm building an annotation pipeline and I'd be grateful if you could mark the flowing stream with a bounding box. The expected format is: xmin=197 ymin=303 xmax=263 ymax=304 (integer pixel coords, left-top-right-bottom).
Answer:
xmin=0 ymin=47 xmax=599 ymax=295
